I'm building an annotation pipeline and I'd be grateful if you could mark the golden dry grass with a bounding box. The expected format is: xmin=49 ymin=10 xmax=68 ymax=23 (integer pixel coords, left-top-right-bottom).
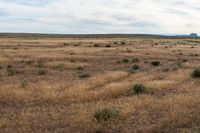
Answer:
xmin=0 ymin=36 xmax=200 ymax=133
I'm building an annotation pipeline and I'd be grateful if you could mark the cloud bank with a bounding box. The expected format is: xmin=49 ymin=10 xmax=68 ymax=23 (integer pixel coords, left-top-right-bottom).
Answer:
xmin=0 ymin=0 xmax=199 ymax=34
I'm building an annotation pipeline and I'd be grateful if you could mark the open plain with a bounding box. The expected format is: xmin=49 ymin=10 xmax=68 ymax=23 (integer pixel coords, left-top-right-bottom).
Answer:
xmin=0 ymin=34 xmax=200 ymax=133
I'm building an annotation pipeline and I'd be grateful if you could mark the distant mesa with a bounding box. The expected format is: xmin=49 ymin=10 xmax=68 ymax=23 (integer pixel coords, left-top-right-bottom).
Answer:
xmin=189 ymin=33 xmax=198 ymax=38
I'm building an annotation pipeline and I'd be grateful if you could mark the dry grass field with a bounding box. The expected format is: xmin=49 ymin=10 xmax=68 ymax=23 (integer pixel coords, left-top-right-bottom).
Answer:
xmin=0 ymin=34 xmax=200 ymax=133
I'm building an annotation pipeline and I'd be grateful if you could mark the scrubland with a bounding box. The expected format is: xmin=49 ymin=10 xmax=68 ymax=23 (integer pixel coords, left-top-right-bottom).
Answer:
xmin=0 ymin=35 xmax=200 ymax=133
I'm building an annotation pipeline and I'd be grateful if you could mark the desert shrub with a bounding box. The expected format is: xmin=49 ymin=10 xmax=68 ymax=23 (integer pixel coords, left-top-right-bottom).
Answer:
xmin=37 ymin=61 xmax=45 ymax=68
xmin=190 ymin=53 xmax=199 ymax=57
xmin=77 ymin=66 xmax=84 ymax=71
xmin=182 ymin=59 xmax=188 ymax=62
xmin=151 ymin=61 xmax=160 ymax=66
xmin=73 ymin=44 xmax=80 ymax=46
xmin=56 ymin=63 xmax=65 ymax=71
xmin=192 ymin=68 xmax=200 ymax=78
xmin=94 ymin=44 xmax=100 ymax=47
xmin=21 ymin=79 xmax=28 ymax=88
xmin=38 ymin=69 xmax=47 ymax=75
xmin=26 ymin=60 xmax=34 ymax=65
xmin=79 ymin=72 xmax=90 ymax=79
xmin=70 ymin=59 xmax=76 ymax=62
xmin=122 ymin=59 xmax=129 ymax=63
xmin=121 ymin=41 xmax=126 ymax=45
xmin=7 ymin=68 xmax=19 ymax=76
xmin=106 ymin=44 xmax=111 ymax=47
xmin=132 ymin=58 xmax=140 ymax=63
xmin=127 ymin=69 xmax=136 ymax=74
xmin=113 ymin=41 xmax=118 ymax=44
xmin=94 ymin=108 xmax=119 ymax=123
xmin=0 ymin=65 xmax=3 ymax=70
xmin=133 ymin=84 xmax=145 ymax=94
xmin=132 ymin=64 xmax=140 ymax=70
xmin=63 ymin=43 xmax=69 ymax=46
xmin=7 ymin=65 xmax=12 ymax=69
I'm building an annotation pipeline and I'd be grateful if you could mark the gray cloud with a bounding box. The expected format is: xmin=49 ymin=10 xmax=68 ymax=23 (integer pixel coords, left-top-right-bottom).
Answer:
xmin=0 ymin=0 xmax=199 ymax=34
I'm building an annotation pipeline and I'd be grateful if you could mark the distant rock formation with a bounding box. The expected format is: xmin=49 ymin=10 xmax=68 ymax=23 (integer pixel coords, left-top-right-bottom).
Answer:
xmin=189 ymin=33 xmax=198 ymax=38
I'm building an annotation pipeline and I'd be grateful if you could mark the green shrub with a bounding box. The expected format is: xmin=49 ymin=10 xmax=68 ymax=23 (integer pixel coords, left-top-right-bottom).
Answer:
xmin=94 ymin=108 xmax=119 ymax=123
xmin=106 ymin=44 xmax=111 ymax=47
xmin=133 ymin=84 xmax=145 ymax=94
xmin=121 ymin=41 xmax=126 ymax=45
xmin=113 ymin=41 xmax=118 ymax=44
xmin=7 ymin=65 xmax=12 ymax=69
xmin=21 ymin=79 xmax=28 ymax=88
xmin=37 ymin=61 xmax=45 ymax=68
xmin=26 ymin=60 xmax=34 ymax=65
xmin=94 ymin=44 xmax=100 ymax=47
xmin=151 ymin=61 xmax=160 ymax=66
xmin=63 ymin=43 xmax=69 ymax=46
xmin=73 ymin=44 xmax=80 ymax=46
xmin=56 ymin=63 xmax=65 ymax=71
xmin=79 ymin=72 xmax=90 ymax=79
xmin=132 ymin=64 xmax=140 ymax=70
xmin=192 ymin=68 xmax=200 ymax=78
xmin=132 ymin=58 xmax=140 ymax=63
xmin=7 ymin=68 xmax=19 ymax=76
xmin=38 ymin=69 xmax=47 ymax=75
xmin=122 ymin=59 xmax=129 ymax=63
xmin=182 ymin=59 xmax=188 ymax=63
xmin=77 ymin=66 xmax=84 ymax=71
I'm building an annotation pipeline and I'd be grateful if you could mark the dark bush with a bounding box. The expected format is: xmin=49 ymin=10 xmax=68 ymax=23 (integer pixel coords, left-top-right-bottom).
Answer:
xmin=151 ymin=61 xmax=160 ymax=66
xmin=192 ymin=68 xmax=200 ymax=78
xmin=133 ymin=84 xmax=145 ymax=94
xmin=7 ymin=68 xmax=16 ymax=76
xmin=79 ymin=72 xmax=90 ymax=79
xmin=122 ymin=59 xmax=129 ymax=63
xmin=132 ymin=58 xmax=140 ymax=63
xmin=106 ymin=44 xmax=111 ymax=47
xmin=94 ymin=44 xmax=100 ymax=47
xmin=94 ymin=108 xmax=119 ymax=123
xmin=132 ymin=64 xmax=140 ymax=70
xmin=38 ymin=69 xmax=47 ymax=75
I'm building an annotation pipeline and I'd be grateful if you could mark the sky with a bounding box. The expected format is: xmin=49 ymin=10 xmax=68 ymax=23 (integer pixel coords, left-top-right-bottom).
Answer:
xmin=0 ymin=0 xmax=200 ymax=34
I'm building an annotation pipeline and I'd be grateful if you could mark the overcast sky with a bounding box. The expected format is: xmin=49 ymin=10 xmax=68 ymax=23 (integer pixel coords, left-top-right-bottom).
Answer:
xmin=0 ymin=0 xmax=199 ymax=34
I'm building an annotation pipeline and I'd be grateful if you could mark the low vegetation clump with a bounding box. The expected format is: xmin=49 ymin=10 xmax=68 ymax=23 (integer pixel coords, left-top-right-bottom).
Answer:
xmin=132 ymin=58 xmax=140 ymax=63
xmin=21 ymin=79 xmax=28 ymax=88
xmin=106 ymin=44 xmax=111 ymax=47
xmin=63 ymin=43 xmax=69 ymax=46
xmin=79 ymin=72 xmax=90 ymax=79
xmin=77 ymin=66 xmax=84 ymax=71
xmin=182 ymin=58 xmax=188 ymax=62
xmin=132 ymin=64 xmax=140 ymax=70
xmin=56 ymin=63 xmax=65 ymax=71
xmin=151 ymin=61 xmax=160 ymax=66
xmin=133 ymin=83 xmax=146 ymax=94
xmin=26 ymin=60 xmax=35 ymax=65
xmin=0 ymin=65 xmax=3 ymax=70
xmin=94 ymin=44 xmax=100 ymax=47
xmin=73 ymin=44 xmax=81 ymax=46
xmin=37 ymin=61 xmax=45 ymax=68
xmin=94 ymin=108 xmax=119 ymax=123
xmin=38 ymin=69 xmax=47 ymax=75
xmin=122 ymin=59 xmax=129 ymax=63
xmin=7 ymin=67 xmax=19 ymax=76
xmin=121 ymin=41 xmax=126 ymax=45
xmin=192 ymin=68 xmax=200 ymax=78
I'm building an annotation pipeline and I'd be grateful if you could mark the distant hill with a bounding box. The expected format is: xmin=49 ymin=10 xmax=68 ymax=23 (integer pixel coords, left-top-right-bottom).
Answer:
xmin=0 ymin=33 xmax=198 ymax=39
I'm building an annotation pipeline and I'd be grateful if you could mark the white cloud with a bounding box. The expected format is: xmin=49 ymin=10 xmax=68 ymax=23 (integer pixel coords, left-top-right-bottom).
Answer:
xmin=0 ymin=0 xmax=199 ymax=34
